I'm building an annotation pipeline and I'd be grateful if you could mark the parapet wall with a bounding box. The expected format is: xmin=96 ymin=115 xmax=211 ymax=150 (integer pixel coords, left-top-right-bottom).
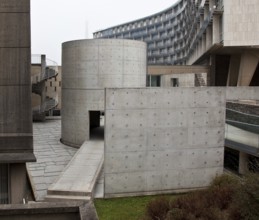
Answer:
xmin=104 ymin=87 xmax=226 ymax=197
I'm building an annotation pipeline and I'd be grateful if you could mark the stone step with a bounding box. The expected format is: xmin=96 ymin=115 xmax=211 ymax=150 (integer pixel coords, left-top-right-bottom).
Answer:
xmin=44 ymin=194 xmax=91 ymax=202
xmin=46 ymin=140 xmax=104 ymax=201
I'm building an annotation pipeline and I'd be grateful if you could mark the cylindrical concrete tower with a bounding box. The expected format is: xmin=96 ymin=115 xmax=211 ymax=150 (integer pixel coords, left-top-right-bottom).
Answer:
xmin=61 ymin=39 xmax=147 ymax=147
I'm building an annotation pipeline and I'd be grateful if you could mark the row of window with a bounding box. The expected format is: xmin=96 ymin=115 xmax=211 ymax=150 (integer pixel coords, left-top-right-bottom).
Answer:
xmin=95 ymin=0 xmax=188 ymax=38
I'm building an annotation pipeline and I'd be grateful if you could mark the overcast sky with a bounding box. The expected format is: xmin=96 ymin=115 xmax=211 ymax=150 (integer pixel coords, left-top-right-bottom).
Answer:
xmin=31 ymin=0 xmax=178 ymax=64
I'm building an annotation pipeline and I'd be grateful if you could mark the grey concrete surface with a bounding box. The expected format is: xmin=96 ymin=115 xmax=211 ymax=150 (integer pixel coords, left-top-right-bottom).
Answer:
xmin=0 ymin=0 xmax=34 ymax=163
xmin=104 ymin=87 xmax=225 ymax=197
xmin=61 ymin=39 xmax=147 ymax=147
xmin=226 ymin=87 xmax=259 ymax=101
xmin=27 ymin=119 xmax=77 ymax=201
xmin=0 ymin=0 xmax=34 ymax=204
xmin=46 ymin=140 xmax=104 ymax=201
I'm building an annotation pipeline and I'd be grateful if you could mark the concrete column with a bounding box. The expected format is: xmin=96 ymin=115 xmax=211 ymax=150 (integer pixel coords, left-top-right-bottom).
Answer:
xmin=206 ymin=26 xmax=212 ymax=50
xmin=209 ymin=0 xmax=216 ymax=9
xmin=237 ymin=52 xmax=259 ymax=86
xmin=227 ymin=55 xmax=241 ymax=86
xmin=212 ymin=15 xmax=220 ymax=44
xmin=202 ymin=34 xmax=206 ymax=53
xmin=0 ymin=0 xmax=35 ymax=164
xmin=209 ymin=55 xmax=216 ymax=86
xmin=41 ymin=54 xmax=46 ymax=78
xmin=204 ymin=5 xmax=209 ymax=20
xmin=239 ymin=152 xmax=249 ymax=175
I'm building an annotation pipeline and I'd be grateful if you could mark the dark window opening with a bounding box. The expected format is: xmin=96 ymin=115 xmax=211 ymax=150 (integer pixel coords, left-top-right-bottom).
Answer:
xmin=171 ymin=78 xmax=179 ymax=87
xmin=89 ymin=111 xmax=104 ymax=140
xmin=147 ymin=75 xmax=161 ymax=87
xmin=0 ymin=164 xmax=9 ymax=204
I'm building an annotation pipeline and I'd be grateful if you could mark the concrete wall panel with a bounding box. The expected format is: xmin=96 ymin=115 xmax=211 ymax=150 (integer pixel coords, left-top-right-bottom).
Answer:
xmin=0 ymin=0 xmax=29 ymax=12
xmin=62 ymin=39 xmax=146 ymax=147
xmin=0 ymin=86 xmax=32 ymax=134
xmin=104 ymin=87 xmax=225 ymax=197
xmin=0 ymin=48 xmax=30 ymax=85
xmin=0 ymin=0 xmax=34 ymax=164
xmin=0 ymin=13 xmax=30 ymax=47
xmin=224 ymin=0 xmax=259 ymax=46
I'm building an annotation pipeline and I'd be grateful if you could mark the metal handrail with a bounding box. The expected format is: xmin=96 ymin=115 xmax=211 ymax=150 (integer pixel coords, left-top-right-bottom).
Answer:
xmin=32 ymin=94 xmax=58 ymax=114
xmin=226 ymin=108 xmax=259 ymax=118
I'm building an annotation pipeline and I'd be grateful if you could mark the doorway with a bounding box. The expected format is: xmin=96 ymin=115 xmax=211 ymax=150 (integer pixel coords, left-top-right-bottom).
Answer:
xmin=89 ymin=111 xmax=104 ymax=140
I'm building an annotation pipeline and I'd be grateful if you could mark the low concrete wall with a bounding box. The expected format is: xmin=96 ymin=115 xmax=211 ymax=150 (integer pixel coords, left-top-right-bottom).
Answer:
xmin=226 ymin=87 xmax=259 ymax=101
xmin=104 ymin=87 xmax=226 ymax=197
xmin=0 ymin=201 xmax=97 ymax=220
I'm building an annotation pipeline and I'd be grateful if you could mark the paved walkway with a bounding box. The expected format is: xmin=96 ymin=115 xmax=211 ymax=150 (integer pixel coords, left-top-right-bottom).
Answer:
xmin=46 ymin=140 xmax=104 ymax=201
xmin=27 ymin=119 xmax=78 ymax=201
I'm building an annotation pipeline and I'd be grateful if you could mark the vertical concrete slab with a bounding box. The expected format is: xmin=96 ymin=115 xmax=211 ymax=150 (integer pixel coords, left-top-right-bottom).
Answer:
xmin=0 ymin=0 xmax=34 ymax=162
xmin=104 ymin=87 xmax=226 ymax=198
xmin=237 ymin=52 xmax=259 ymax=86
xmin=224 ymin=0 xmax=259 ymax=47
xmin=227 ymin=55 xmax=241 ymax=86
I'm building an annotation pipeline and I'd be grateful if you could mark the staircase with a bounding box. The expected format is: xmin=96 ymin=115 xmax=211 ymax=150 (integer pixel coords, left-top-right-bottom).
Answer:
xmin=195 ymin=73 xmax=207 ymax=86
xmin=31 ymin=55 xmax=59 ymax=121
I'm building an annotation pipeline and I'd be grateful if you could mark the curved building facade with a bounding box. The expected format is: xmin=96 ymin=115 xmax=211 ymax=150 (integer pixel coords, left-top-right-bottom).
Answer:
xmin=93 ymin=0 xmax=259 ymax=87
xmin=94 ymin=0 xmax=224 ymax=65
xmin=61 ymin=39 xmax=146 ymax=147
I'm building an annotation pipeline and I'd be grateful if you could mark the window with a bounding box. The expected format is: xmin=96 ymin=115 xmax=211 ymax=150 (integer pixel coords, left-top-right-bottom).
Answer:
xmin=171 ymin=78 xmax=179 ymax=87
xmin=147 ymin=75 xmax=161 ymax=87
xmin=0 ymin=164 xmax=9 ymax=204
xmin=50 ymin=81 xmax=52 ymax=87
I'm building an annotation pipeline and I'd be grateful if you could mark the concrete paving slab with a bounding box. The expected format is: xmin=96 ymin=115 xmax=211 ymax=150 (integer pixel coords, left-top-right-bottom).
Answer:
xmin=26 ymin=119 xmax=78 ymax=201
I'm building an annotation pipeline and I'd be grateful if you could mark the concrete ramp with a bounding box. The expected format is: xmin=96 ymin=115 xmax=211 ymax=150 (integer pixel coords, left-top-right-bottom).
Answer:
xmin=45 ymin=140 xmax=104 ymax=201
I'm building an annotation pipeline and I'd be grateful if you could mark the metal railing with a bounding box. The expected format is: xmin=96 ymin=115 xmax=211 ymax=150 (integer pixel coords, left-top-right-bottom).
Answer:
xmin=31 ymin=55 xmax=58 ymax=84
xmin=32 ymin=94 xmax=58 ymax=115
xmin=225 ymin=123 xmax=259 ymax=149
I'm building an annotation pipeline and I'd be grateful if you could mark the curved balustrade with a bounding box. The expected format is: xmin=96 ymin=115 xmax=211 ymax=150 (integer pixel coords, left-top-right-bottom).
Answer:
xmin=226 ymin=108 xmax=259 ymax=133
xmin=225 ymin=105 xmax=259 ymax=155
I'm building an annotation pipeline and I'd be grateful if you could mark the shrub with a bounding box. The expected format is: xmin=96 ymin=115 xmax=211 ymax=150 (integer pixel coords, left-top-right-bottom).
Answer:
xmin=229 ymin=173 xmax=259 ymax=220
xmin=145 ymin=197 xmax=171 ymax=220
xmin=143 ymin=174 xmax=259 ymax=220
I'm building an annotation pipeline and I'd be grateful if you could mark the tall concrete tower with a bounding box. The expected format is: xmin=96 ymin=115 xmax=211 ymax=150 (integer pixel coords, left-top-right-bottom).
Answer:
xmin=0 ymin=0 xmax=35 ymax=204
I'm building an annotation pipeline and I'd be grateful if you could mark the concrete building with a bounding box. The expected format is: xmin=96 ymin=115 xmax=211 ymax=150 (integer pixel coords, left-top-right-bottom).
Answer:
xmin=93 ymin=0 xmax=259 ymax=87
xmin=31 ymin=55 xmax=59 ymax=121
xmin=59 ymin=38 xmax=258 ymax=198
xmin=61 ymin=39 xmax=147 ymax=147
xmin=147 ymin=65 xmax=208 ymax=87
xmin=0 ymin=0 xmax=35 ymax=204
xmin=93 ymin=0 xmax=259 ymax=175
